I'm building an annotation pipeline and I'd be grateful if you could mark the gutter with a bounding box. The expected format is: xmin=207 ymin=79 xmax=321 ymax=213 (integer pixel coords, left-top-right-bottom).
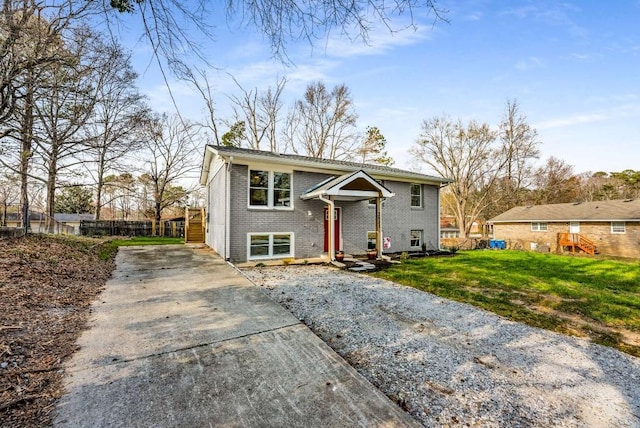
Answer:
xmin=208 ymin=146 xmax=451 ymax=185
xmin=225 ymin=156 xmax=233 ymax=261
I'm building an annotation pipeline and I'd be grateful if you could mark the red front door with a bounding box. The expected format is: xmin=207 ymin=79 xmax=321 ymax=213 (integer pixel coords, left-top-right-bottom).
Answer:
xmin=323 ymin=207 xmax=341 ymax=252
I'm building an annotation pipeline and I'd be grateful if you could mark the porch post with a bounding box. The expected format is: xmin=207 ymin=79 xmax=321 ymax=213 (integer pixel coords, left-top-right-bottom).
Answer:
xmin=375 ymin=195 xmax=382 ymax=258
xmin=329 ymin=197 xmax=336 ymax=261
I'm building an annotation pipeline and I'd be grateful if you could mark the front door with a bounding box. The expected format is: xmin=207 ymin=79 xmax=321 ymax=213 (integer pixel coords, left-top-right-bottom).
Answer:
xmin=323 ymin=207 xmax=341 ymax=252
xmin=570 ymin=222 xmax=580 ymax=234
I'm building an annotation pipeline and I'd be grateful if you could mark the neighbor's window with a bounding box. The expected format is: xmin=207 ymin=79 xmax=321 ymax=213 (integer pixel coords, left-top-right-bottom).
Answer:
xmin=531 ymin=222 xmax=548 ymax=231
xmin=611 ymin=222 xmax=626 ymax=234
xmin=367 ymin=231 xmax=377 ymax=250
xmin=410 ymin=230 xmax=423 ymax=248
xmin=249 ymin=170 xmax=292 ymax=209
xmin=410 ymin=184 xmax=422 ymax=208
xmin=248 ymin=233 xmax=293 ymax=259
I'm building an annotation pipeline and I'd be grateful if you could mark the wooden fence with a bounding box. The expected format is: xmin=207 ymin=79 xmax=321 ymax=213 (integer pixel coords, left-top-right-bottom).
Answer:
xmin=79 ymin=219 xmax=184 ymax=237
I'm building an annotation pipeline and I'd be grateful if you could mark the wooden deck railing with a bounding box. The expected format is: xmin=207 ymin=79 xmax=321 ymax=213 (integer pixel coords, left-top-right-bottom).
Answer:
xmin=557 ymin=233 xmax=596 ymax=255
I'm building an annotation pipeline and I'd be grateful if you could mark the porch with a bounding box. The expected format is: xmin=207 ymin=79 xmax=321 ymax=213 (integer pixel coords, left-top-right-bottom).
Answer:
xmin=300 ymin=170 xmax=395 ymax=262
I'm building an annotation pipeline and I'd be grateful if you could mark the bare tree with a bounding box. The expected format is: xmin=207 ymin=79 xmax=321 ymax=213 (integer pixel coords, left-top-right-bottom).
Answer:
xmin=31 ymin=27 xmax=114 ymax=220
xmin=483 ymin=99 xmax=541 ymax=219
xmin=182 ymin=67 xmax=223 ymax=145
xmin=81 ymin=42 xmax=149 ymax=220
xmin=411 ymin=116 xmax=503 ymax=238
xmin=1 ymin=0 xmax=98 ymax=230
xmin=0 ymin=172 xmax=19 ymax=225
xmin=531 ymin=156 xmax=579 ymax=205
xmin=0 ymin=0 xmax=97 ymax=135
xmin=227 ymin=76 xmax=287 ymax=151
xmin=141 ymin=114 xmax=200 ymax=226
xmin=103 ymin=0 xmax=446 ymax=68
xmin=499 ymin=99 xmax=540 ymax=190
xmin=284 ymin=81 xmax=358 ymax=160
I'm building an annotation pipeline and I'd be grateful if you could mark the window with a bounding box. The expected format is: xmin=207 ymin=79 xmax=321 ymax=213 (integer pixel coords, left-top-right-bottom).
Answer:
xmin=410 ymin=230 xmax=423 ymax=248
xmin=273 ymin=172 xmax=291 ymax=207
xmin=531 ymin=222 xmax=548 ymax=231
xmin=611 ymin=222 xmax=626 ymax=234
xmin=249 ymin=170 xmax=291 ymax=209
xmin=367 ymin=231 xmax=377 ymax=250
xmin=410 ymin=184 xmax=422 ymax=208
xmin=248 ymin=233 xmax=293 ymax=259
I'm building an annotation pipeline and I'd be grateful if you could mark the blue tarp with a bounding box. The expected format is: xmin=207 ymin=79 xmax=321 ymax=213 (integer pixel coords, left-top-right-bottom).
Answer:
xmin=489 ymin=239 xmax=506 ymax=249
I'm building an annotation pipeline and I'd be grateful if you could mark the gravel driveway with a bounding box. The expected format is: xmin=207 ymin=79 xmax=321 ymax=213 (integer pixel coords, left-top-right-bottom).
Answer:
xmin=241 ymin=265 xmax=640 ymax=427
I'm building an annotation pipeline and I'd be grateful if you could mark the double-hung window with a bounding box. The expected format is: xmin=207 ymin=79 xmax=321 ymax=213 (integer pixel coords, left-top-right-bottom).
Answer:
xmin=611 ymin=222 xmax=626 ymax=234
xmin=531 ymin=222 xmax=548 ymax=232
xmin=248 ymin=233 xmax=294 ymax=259
xmin=410 ymin=230 xmax=423 ymax=248
xmin=410 ymin=184 xmax=422 ymax=208
xmin=249 ymin=170 xmax=292 ymax=209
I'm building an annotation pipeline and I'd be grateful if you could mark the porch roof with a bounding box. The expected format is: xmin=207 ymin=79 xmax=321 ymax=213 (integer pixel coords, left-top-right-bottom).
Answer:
xmin=300 ymin=170 xmax=395 ymax=202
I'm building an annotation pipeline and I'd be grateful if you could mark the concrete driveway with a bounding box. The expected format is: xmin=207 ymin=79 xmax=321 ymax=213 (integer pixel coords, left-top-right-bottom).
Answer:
xmin=54 ymin=245 xmax=417 ymax=427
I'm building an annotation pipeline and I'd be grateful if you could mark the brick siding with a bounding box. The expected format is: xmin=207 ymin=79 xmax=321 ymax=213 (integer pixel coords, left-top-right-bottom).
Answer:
xmin=493 ymin=221 xmax=640 ymax=258
xmin=226 ymin=164 xmax=442 ymax=262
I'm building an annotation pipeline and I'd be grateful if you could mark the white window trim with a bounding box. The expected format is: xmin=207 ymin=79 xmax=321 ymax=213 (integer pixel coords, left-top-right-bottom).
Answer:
xmin=611 ymin=221 xmax=626 ymax=234
xmin=531 ymin=222 xmax=548 ymax=232
xmin=410 ymin=183 xmax=422 ymax=208
xmin=247 ymin=169 xmax=294 ymax=210
xmin=247 ymin=232 xmax=295 ymax=260
xmin=410 ymin=229 xmax=423 ymax=248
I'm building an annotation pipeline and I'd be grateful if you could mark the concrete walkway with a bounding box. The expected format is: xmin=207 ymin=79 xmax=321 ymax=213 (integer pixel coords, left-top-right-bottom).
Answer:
xmin=54 ymin=245 xmax=417 ymax=427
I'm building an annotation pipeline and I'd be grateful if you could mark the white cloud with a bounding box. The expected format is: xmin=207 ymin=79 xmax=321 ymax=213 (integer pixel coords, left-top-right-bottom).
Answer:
xmin=515 ymin=56 xmax=544 ymax=71
xmin=535 ymin=113 xmax=607 ymax=130
xmin=321 ymin=19 xmax=434 ymax=59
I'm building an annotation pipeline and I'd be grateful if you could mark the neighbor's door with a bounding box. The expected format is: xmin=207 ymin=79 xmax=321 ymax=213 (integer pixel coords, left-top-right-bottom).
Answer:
xmin=570 ymin=222 xmax=580 ymax=234
xmin=323 ymin=207 xmax=341 ymax=252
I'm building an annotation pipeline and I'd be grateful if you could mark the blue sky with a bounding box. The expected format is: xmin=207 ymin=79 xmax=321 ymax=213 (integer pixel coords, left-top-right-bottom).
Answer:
xmin=119 ymin=0 xmax=640 ymax=176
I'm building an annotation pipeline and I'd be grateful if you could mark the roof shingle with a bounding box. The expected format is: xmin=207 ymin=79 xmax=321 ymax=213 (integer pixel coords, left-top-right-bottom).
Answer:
xmin=206 ymin=145 xmax=451 ymax=184
xmin=489 ymin=199 xmax=640 ymax=222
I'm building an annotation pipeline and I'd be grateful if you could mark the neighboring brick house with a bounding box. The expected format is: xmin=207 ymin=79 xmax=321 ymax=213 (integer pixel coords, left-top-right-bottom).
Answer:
xmin=199 ymin=145 xmax=451 ymax=263
xmin=488 ymin=199 xmax=640 ymax=258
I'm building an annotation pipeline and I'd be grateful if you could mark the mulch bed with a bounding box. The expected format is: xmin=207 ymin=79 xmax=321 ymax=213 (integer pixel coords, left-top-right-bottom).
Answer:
xmin=0 ymin=235 xmax=115 ymax=427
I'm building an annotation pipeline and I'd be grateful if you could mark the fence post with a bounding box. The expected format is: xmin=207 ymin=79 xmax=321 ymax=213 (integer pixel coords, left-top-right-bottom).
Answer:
xmin=184 ymin=207 xmax=189 ymax=242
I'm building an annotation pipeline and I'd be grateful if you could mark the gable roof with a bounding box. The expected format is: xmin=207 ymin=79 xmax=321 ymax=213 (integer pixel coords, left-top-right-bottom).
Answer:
xmin=300 ymin=170 xmax=395 ymax=201
xmin=489 ymin=199 xmax=640 ymax=223
xmin=200 ymin=145 xmax=451 ymax=186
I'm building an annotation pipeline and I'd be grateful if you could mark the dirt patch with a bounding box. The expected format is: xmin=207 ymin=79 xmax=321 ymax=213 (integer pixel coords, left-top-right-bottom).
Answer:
xmin=0 ymin=235 xmax=115 ymax=427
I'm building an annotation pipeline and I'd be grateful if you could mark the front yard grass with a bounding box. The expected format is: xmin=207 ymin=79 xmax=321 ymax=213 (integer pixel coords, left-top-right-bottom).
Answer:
xmin=372 ymin=250 xmax=640 ymax=357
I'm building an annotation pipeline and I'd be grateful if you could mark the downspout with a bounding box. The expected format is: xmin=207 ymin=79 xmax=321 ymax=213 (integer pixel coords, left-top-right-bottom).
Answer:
xmin=225 ymin=156 xmax=233 ymax=261
xmin=318 ymin=195 xmax=335 ymax=261
xmin=438 ymin=182 xmax=449 ymax=250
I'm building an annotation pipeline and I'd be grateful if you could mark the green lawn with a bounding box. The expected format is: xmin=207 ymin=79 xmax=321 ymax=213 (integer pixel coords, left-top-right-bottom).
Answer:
xmin=98 ymin=236 xmax=184 ymax=260
xmin=111 ymin=236 xmax=184 ymax=246
xmin=373 ymin=250 xmax=640 ymax=356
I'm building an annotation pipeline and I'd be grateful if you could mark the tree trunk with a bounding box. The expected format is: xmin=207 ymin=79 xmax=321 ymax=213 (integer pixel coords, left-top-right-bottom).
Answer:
xmin=46 ymin=161 xmax=57 ymax=232
xmin=155 ymin=201 xmax=161 ymax=236
xmin=20 ymin=72 xmax=34 ymax=233
xmin=2 ymin=202 xmax=7 ymax=226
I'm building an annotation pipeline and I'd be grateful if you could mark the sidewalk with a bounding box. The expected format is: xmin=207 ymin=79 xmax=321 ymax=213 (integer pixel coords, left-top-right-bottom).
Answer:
xmin=54 ymin=245 xmax=418 ymax=427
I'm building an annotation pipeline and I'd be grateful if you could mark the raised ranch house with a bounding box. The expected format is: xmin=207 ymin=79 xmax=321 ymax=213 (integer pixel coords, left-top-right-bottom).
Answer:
xmin=200 ymin=145 xmax=451 ymax=263
xmin=488 ymin=199 xmax=640 ymax=258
